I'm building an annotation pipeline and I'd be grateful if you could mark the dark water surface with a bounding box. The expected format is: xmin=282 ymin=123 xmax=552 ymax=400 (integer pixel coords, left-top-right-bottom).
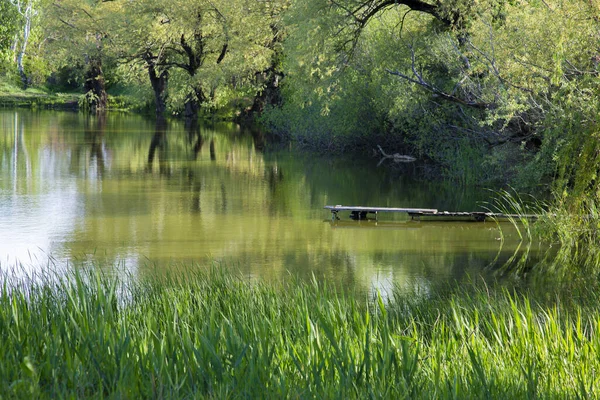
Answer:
xmin=0 ymin=110 xmax=543 ymax=294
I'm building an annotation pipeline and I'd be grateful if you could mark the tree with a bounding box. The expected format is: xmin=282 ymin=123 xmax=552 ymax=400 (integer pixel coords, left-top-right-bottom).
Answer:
xmin=0 ymin=1 xmax=20 ymax=74
xmin=107 ymin=0 xmax=286 ymax=117
xmin=268 ymin=0 xmax=589 ymax=183
xmin=44 ymin=0 xmax=114 ymax=111
xmin=245 ymin=1 xmax=289 ymax=117
xmin=0 ymin=1 xmax=20 ymax=55
xmin=4 ymin=0 xmax=39 ymax=88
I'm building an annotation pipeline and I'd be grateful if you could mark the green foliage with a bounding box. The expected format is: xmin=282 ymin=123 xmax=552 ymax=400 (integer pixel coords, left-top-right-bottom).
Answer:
xmin=2 ymin=266 xmax=600 ymax=398
xmin=261 ymin=68 xmax=386 ymax=151
xmin=264 ymin=0 xmax=600 ymax=187
xmin=4 ymin=0 xmax=600 ymax=195
xmin=97 ymin=0 xmax=287 ymax=115
xmin=40 ymin=0 xmax=283 ymax=113
xmin=78 ymin=90 xmax=100 ymax=111
xmin=0 ymin=0 xmax=20 ymax=53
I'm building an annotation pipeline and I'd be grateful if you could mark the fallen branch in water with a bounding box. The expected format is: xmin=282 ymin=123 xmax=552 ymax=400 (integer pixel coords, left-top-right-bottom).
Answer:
xmin=377 ymin=145 xmax=416 ymax=166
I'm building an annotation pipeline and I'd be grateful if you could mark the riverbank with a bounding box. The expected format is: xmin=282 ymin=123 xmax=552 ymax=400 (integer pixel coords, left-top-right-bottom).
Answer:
xmin=1 ymin=266 xmax=597 ymax=399
xmin=0 ymin=83 xmax=79 ymax=110
xmin=0 ymin=80 xmax=143 ymax=111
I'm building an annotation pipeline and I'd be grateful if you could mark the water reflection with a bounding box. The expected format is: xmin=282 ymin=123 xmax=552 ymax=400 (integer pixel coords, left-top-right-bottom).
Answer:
xmin=0 ymin=112 xmax=81 ymax=270
xmin=147 ymin=118 xmax=168 ymax=175
xmin=210 ymin=139 xmax=216 ymax=161
xmin=0 ymin=110 xmax=547 ymax=295
xmin=86 ymin=113 xmax=107 ymax=177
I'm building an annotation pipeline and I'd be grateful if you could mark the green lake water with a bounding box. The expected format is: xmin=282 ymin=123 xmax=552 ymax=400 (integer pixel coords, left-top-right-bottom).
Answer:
xmin=0 ymin=110 xmax=544 ymax=293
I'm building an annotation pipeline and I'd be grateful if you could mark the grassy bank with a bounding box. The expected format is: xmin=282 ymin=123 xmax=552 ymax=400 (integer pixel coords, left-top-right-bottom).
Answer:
xmin=0 ymin=79 xmax=146 ymax=111
xmin=1 ymin=266 xmax=598 ymax=399
xmin=0 ymin=80 xmax=79 ymax=110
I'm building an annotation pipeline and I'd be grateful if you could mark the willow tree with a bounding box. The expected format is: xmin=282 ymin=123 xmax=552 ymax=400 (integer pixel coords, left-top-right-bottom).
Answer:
xmin=43 ymin=0 xmax=116 ymax=111
xmin=108 ymin=0 xmax=286 ymax=118
xmin=281 ymin=0 xmax=504 ymax=118
xmin=272 ymin=0 xmax=600 ymax=185
xmin=98 ymin=0 xmax=172 ymax=115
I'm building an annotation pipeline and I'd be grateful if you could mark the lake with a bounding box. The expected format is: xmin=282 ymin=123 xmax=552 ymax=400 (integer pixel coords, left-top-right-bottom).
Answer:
xmin=0 ymin=110 xmax=544 ymax=294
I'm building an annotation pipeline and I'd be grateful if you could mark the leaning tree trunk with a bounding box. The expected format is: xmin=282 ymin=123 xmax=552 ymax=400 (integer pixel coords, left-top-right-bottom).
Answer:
xmin=83 ymin=57 xmax=108 ymax=113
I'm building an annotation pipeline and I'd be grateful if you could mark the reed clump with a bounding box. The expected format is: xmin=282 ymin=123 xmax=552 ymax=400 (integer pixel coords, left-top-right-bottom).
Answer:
xmin=1 ymin=266 xmax=599 ymax=399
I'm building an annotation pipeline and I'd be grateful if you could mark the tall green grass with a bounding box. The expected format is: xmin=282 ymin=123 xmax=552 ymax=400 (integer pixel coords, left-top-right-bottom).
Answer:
xmin=540 ymin=198 xmax=600 ymax=267
xmin=482 ymin=189 xmax=550 ymax=278
xmin=1 ymin=266 xmax=599 ymax=398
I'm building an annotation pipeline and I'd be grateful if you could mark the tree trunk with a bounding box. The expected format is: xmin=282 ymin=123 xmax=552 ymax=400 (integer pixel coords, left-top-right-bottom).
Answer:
xmin=242 ymin=26 xmax=283 ymax=120
xmin=12 ymin=0 xmax=35 ymax=89
xmin=183 ymin=87 xmax=206 ymax=119
xmin=249 ymin=67 xmax=283 ymax=115
xmin=83 ymin=57 xmax=108 ymax=113
xmin=11 ymin=34 xmax=18 ymax=62
xmin=151 ymin=70 xmax=168 ymax=115
xmin=183 ymin=94 xmax=198 ymax=119
xmin=146 ymin=56 xmax=169 ymax=115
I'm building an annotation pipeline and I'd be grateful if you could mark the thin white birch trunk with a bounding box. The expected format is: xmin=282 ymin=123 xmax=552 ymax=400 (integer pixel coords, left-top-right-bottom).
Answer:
xmin=10 ymin=0 xmax=35 ymax=88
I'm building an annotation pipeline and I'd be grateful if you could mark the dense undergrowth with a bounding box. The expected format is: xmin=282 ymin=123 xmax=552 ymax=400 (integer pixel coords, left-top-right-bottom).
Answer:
xmin=1 ymin=265 xmax=599 ymax=399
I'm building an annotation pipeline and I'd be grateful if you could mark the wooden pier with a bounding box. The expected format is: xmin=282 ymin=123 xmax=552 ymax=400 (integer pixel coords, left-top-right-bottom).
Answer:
xmin=324 ymin=205 xmax=539 ymax=222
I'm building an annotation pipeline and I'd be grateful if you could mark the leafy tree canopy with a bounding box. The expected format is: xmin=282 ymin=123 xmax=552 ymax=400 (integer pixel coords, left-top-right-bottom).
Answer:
xmin=0 ymin=0 xmax=21 ymax=53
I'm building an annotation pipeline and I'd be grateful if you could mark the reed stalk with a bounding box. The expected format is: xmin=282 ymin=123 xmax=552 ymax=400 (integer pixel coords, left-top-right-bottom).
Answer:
xmin=1 ymin=266 xmax=599 ymax=398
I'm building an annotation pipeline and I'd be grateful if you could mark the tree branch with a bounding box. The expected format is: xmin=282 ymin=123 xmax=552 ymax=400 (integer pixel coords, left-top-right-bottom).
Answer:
xmin=386 ymin=47 xmax=490 ymax=109
xmin=353 ymin=0 xmax=444 ymax=26
xmin=216 ymin=44 xmax=227 ymax=64
xmin=329 ymin=0 xmax=449 ymax=61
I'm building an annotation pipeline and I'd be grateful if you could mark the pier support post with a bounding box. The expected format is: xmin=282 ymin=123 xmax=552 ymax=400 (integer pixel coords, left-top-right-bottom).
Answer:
xmin=331 ymin=211 xmax=339 ymax=221
xmin=350 ymin=211 xmax=368 ymax=220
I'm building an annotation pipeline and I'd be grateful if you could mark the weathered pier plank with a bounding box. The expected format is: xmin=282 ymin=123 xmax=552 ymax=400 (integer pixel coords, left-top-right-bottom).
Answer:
xmin=325 ymin=205 xmax=539 ymax=222
xmin=324 ymin=205 xmax=438 ymax=213
xmin=324 ymin=205 xmax=438 ymax=221
xmin=408 ymin=211 xmax=538 ymax=222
